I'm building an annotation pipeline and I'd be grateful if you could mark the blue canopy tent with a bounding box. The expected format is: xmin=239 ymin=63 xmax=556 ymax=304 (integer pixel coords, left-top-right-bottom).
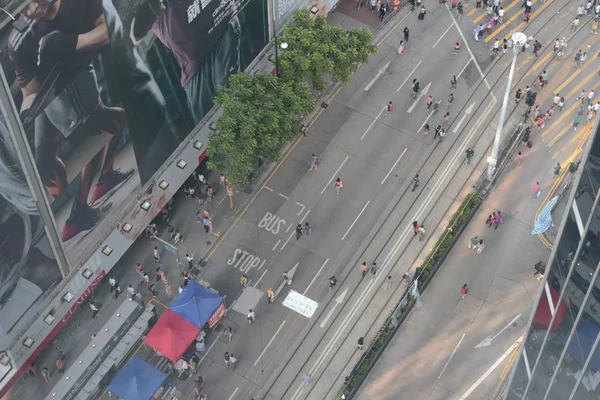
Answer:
xmin=170 ymin=280 xmax=225 ymax=329
xmin=564 ymin=320 xmax=600 ymax=371
xmin=108 ymin=356 xmax=167 ymax=400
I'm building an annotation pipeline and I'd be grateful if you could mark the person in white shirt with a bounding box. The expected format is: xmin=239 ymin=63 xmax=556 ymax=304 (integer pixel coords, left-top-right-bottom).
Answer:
xmin=127 ymin=284 xmax=136 ymax=300
xmin=90 ymin=302 xmax=99 ymax=318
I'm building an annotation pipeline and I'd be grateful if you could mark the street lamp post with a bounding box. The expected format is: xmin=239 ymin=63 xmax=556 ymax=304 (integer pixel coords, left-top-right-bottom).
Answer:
xmin=274 ymin=38 xmax=288 ymax=77
xmin=487 ymin=32 xmax=528 ymax=182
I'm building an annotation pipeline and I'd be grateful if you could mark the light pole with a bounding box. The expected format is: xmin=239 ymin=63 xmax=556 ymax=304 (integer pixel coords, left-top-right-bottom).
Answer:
xmin=274 ymin=38 xmax=288 ymax=77
xmin=487 ymin=32 xmax=528 ymax=181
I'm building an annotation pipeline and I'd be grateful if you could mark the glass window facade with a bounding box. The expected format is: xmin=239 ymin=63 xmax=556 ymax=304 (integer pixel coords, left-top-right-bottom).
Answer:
xmin=505 ymin=121 xmax=600 ymax=400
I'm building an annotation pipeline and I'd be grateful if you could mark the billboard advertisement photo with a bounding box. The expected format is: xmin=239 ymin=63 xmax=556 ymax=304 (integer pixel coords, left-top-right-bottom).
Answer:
xmin=0 ymin=110 xmax=62 ymax=349
xmin=0 ymin=0 xmax=268 ymax=267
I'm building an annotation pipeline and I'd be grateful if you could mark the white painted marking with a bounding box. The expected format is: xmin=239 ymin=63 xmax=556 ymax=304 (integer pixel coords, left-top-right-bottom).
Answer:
xmin=227 ymin=299 xmax=238 ymax=312
xmin=228 ymin=388 xmax=239 ymax=400
xmin=438 ymin=333 xmax=465 ymax=379
xmin=445 ymin=5 xmax=490 ymax=90
xmin=286 ymin=223 xmax=293 ymax=233
xmin=572 ymin=199 xmax=584 ymax=236
xmin=283 ymin=291 xmax=319 ymax=317
xmin=254 ymin=269 xmax=268 ymax=288
xmin=364 ymin=61 xmax=390 ymax=91
xmin=254 ymin=320 xmax=287 ymax=366
xmin=475 ymin=313 xmax=521 ymax=348
xmin=452 ymin=101 xmax=476 ymax=133
xmin=303 ymin=258 xmax=329 ymax=295
xmin=281 ymin=231 xmax=295 ymax=250
xmin=264 ymin=186 xmax=273 ymax=192
xmin=459 ymin=336 xmax=523 ymax=399
xmin=279 ymin=193 xmax=290 ymax=200
xmin=397 ymin=61 xmax=423 ymax=92
xmin=199 ymin=330 xmax=222 ymax=366
xmin=432 ymin=25 xmax=453 ymax=49
xmin=407 ymin=82 xmax=432 ymax=113
xmin=321 ymin=156 xmax=349 ymax=194
xmin=296 ymin=202 xmax=306 ymax=216
xmin=419 ymin=110 xmax=435 ymax=133
xmin=272 ymin=239 xmax=281 ymax=251
xmin=300 ymin=209 xmax=311 ymax=224
xmin=319 ymin=288 xmax=348 ymax=328
xmin=456 ymin=59 xmax=471 ymax=80
xmin=381 ymin=148 xmax=407 ymax=185
xmin=360 ymin=107 xmax=386 ymax=140
xmin=290 ymin=95 xmax=498 ymax=400
xmin=341 ymin=201 xmax=371 ymax=241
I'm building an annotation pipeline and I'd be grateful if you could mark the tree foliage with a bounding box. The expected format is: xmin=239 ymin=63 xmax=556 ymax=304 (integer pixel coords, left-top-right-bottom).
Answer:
xmin=206 ymin=72 xmax=315 ymax=186
xmin=279 ymin=9 xmax=378 ymax=90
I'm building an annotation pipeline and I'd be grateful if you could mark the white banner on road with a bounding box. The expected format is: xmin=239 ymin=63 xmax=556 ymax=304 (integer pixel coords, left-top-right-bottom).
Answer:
xmin=283 ymin=290 xmax=319 ymax=318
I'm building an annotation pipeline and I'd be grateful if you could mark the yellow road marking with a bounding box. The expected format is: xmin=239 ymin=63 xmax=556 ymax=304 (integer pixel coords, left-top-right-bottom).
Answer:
xmin=378 ymin=12 xmax=410 ymax=45
xmin=488 ymin=0 xmax=554 ymax=43
xmin=542 ymin=93 xmax=599 ymax=139
xmin=473 ymin=0 xmax=523 ymax=24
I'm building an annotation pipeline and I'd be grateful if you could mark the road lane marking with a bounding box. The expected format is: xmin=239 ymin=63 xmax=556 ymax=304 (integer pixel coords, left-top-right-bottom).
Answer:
xmin=452 ymin=102 xmax=475 ymax=133
xmin=321 ymin=156 xmax=349 ymax=194
xmin=459 ymin=336 xmax=524 ymax=399
xmin=303 ymin=258 xmax=330 ymax=295
xmin=254 ymin=269 xmax=268 ymax=288
xmin=264 ymin=186 xmax=274 ymax=192
xmin=341 ymin=201 xmax=371 ymax=241
xmin=361 ymin=107 xmax=386 ymax=140
xmin=272 ymin=239 xmax=281 ymax=251
xmin=296 ymin=202 xmax=306 ymax=215
xmin=319 ymin=288 xmax=348 ymax=328
xmin=228 ymin=387 xmax=239 ymax=400
xmin=254 ymin=320 xmax=287 ymax=366
xmin=281 ymin=231 xmax=295 ymax=250
xmin=381 ymin=148 xmax=408 ymax=185
xmin=456 ymin=59 xmax=471 ymax=80
xmin=199 ymin=330 xmax=223 ymax=366
xmin=279 ymin=193 xmax=290 ymax=200
xmin=438 ymin=333 xmax=466 ymax=379
xmin=407 ymin=82 xmax=432 ymax=113
xmin=475 ymin=313 xmax=522 ymax=348
xmin=364 ymin=61 xmax=390 ymax=91
xmin=291 ymin=96 xmax=498 ymax=400
xmin=432 ymin=25 xmax=453 ymax=48
xmin=397 ymin=61 xmax=422 ymax=92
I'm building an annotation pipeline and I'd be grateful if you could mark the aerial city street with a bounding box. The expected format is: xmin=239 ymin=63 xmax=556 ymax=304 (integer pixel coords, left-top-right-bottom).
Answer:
xmin=1 ymin=0 xmax=599 ymax=399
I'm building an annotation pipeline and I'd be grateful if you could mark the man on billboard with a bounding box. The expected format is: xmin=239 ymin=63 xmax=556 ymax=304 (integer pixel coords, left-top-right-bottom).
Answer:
xmin=8 ymin=0 xmax=135 ymax=241
xmin=129 ymin=0 xmax=242 ymax=124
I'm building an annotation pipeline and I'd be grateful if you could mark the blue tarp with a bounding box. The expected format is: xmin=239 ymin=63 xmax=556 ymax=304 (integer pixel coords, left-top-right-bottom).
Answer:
xmin=532 ymin=196 xmax=558 ymax=235
xmin=108 ymin=356 xmax=167 ymax=400
xmin=170 ymin=280 xmax=224 ymax=328
xmin=564 ymin=320 xmax=600 ymax=371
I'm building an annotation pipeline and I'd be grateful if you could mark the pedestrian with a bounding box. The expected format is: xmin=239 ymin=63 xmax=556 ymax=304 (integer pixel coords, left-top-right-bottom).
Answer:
xmin=491 ymin=211 xmax=497 ymax=227
xmin=498 ymin=6 xmax=504 ymax=22
xmin=573 ymin=114 xmax=580 ymax=130
xmin=247 ymin=309 xmax=255 ymax=324
xmin=379 ymin=2 xmax=386 ymax=20
xmin=524 ymin=10 xmax=530 ymax=23
xmin=193 ymin=379 xmax=202 ymax=397
xmin=447 ymin=93 xmax=454 ymax=108
xmin=571 ymin=16 xmax=580 ymax=30
xmin=397 ymin=40 xmax=405 ymax=55
xmin=386 ymin=101 xmax=393 ymax=115
xmin=515 ymin=88 xmax=523 ymax=103
xmin=335 ymin=178 xmax=343 ymax=194
xmin=478 ymin=24 xmax=485 ymax=40
xmin=383 ymin=275 xmax=392 ymax=291
xmin=283 ymin=271 xmax=290 ymax=285
xmin=533 ymin=182 xmax=541 ymax=198
xmin=553 ymin=163 xmax=561 ymax=179
xmin=224 ymin=352 xmax=231 ymax=369
xmin=412 ymin=221 xmax=420 ymax=235
xmin=186 ymin=253 xmax=194 ymax=269
xmin=295 ymin=223 xmax=303 ymax=240
xmin=476 ymin=0 xmax=481 ymax=8
xmin=460 ymin=284 xmax=468 ymax=299
xmin=224 ymin=326 xmax=234 ymax=342
xmin=267 ymin=288 xmax=275 ymax=304
xmin=559 ymin=97 xmax=565 ymax=111
xmin=202 ymin=217 xmax=210 ymax=233
xmin=402 ymin=272 xmax=411 ymax=288
xmin=90 ymin=302 xmax=99 ymax=319
xmin=143 ymin=271 xmax=150 ymax=284
xmin=41 ymin=367 xmax=50 ymax=383
xmin=450 ymin=75 xmax=457 ymax=89
xmin=418 ymin=224 xmax=425 ymax=241
xmin=486 ymin=214 xmax=494 ymax=228
xmin=309 ymin=154 xmax=319 ymax=171
xmin=228 ymin=353 xmax=237 ymax=370
xmin=403 ymin=27 xmax=409 ymax=43
xmin=469 ymin=235 xmax=479 ymax=250
xmin=443 ymin=112 xmax=450 ymax=126
xmin=593 ymin=18 xmax=598 ymax=34
xmin=109 ymin=277 xmax=121 ymax=298
xmin=588 ymin=89 xmax=595 ymax=105
xmin=302 ymin=374 xmax=311 ymax=387
xmin=453 ymin=42 xmax=460 ymax=55
xmin=546 ymin=107 xmax=554 ymax=120
xmin=533 ymin=261 xmax=546 ymax=281
xmin=457 ymin=2 xmax=463 ymax=20
xmin=473 ymin=25 xmax=481 ymax=41
xmin=329 ymin=275 xmax=337 ymax=291
xmin=476 ymin=239 xmax=485 ymax=254
xmin=371 ymin=262 xmax=378 ymax=276
xmin=575 ymin=50 xmax=582 ymax=68
xmin=127 ymin=284 xmax=136 ymax=300
xmin=494 ymin=211 xmax=503 ymax=229
xmin=304 ymin=221 xmax=312 ymax=235
xmin=426 ymin=95 xmax=433 ymax=109
xmin=418 ymin=5 xmax=426 ymax=20
xmin=153 ymin=247 xmax=160 ymax=262
xmin=241 ymin=274 xmax=248 ymax=288
xmin=535 ymin=116 xmax=545 ymax=131
xmin=357 ymin=337 xmax=364 ymax=350
xmin=361 ymin=261 xmax=369 ymax=277
xmin=487 ymin=17 xmax=494 ymax=34
xmin=533 ymin=105 xmax=541 ymax=120
xmin=516 ymin=151 xmax=523 ymax=167
xmin=423 ymin=123 xmax=430 ymax=136
xmin=174 ymin=229 xmax=182 ymax=243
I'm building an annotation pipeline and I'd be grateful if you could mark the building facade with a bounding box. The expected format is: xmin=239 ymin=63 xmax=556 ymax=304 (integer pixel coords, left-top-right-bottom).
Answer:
xmin=0 ymin=0 xmax=318 ymax=395
xmin=505 ymin=118 xmax=600 ymax=399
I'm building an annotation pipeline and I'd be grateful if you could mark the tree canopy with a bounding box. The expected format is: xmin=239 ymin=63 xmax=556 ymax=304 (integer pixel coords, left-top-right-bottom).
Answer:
xmin=206 ymin=72 xmax=315 ymax=186
xmin=279 ymin=9 xmax=378 ymax=90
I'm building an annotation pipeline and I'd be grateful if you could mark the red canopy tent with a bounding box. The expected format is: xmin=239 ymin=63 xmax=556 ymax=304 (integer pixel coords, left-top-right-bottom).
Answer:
xmin=533 ymin=284 xmax=567 ymax=332
xmin=143 ymin=310 xmax=200 ymax=362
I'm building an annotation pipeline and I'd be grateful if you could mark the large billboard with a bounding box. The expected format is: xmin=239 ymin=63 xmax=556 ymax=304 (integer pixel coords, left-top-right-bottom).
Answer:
xmin=0 ymin=110 xmax=63 ymax=350
xmin=0 ymin=0 xmax=268 ymax=267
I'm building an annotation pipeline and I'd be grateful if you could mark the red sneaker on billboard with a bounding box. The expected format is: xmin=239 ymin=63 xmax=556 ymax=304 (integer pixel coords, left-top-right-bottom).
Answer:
xmin=90 ymin=168 xmax=135 ymax=205
xmin=60 ymin=203 xmax=113 ymax=242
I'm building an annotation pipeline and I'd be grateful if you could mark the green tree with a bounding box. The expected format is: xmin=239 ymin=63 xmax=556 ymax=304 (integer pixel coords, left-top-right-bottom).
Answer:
xmin=279 ymin=9 xmax=378 ymax=90
xmin=206 ymin=72 xmax=315 ymax=186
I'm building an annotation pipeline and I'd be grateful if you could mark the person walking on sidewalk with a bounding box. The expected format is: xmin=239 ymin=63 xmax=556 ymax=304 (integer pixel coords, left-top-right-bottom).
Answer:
xmin=403 ymin=27 xmax=409 ymax=43
xmin=90 ymin=302 xmax=99 ymax=319
xmin=553 ymin=163 xmax=562 ymax=179
xmin=383 ymin=275 xmax=392 ymax=291
xmin=296 ymin=224 xmax=303 ymax=240
xmin=418 ymin=5 xmax=426 ymax=20
xmin=574 ymin=114 xmax=581 ymax=130
xmin=494 ymin=211 xmax=503 ymax=229
xmin=267 ymin=288 xmax=275 ymax=304
xmin=460 ymin=284 xmax=468 ymax=299
xmin=361 ymin=261 xmax=369 ymax=278
xmin=397 ymin=40 xmax=405 ymax=55
xmin=304 ymin=222 xmax=312 ymax=235
xmin=516 ymin=152 xmax=523 ymax=167
xmin=476 ymin=239 xmax=485 ymax=254
xmin=156 ymin=266 xmax=165 ymax=282
xmin=224 ymin=326 xmax=234 ymax=342
xmin=109 ymin=277 xmax=122 ymax=298
xmin=127 ymin=284 xmax=136 ymax=300
xmin=486 ymin=214 xmax=494 ymax=228
xmin=41 ymin=367 xmax=50 ymax=383
xmin=418 ymin=224 xmax=426 ymax=241
xmin=371 ymin=262 xmax=378 ymax=276
xmin=335 ymin=178 xmax=343 ymax=194
xmin=153 ymin=247 xmax=160 ymax=262
xmin=469 ymin=235 xmax=479 ymax=250
xmin=533 ymin=261 xmax=546 ymax=281
xmin=533 ymin=182 xmax=541 ymax=198
xmin=386 ymin=101 xmax=393 ymax=115
xmin=357 ymin=337 xmax=364 ymax=351
xmin=302 ymin=373 xmax=312 ymax=387
xmin=247 ymin=309 xmax=255 ymax=324
xmin=241 ymin=274 xmax=248 ymax=288
xmin=329 ymin=276 xmax=337 ymax=291
xmin=413 ymin=221 xmax=420 ymax=235
xmin=310 ymin=154 xmax=319 ymax=171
